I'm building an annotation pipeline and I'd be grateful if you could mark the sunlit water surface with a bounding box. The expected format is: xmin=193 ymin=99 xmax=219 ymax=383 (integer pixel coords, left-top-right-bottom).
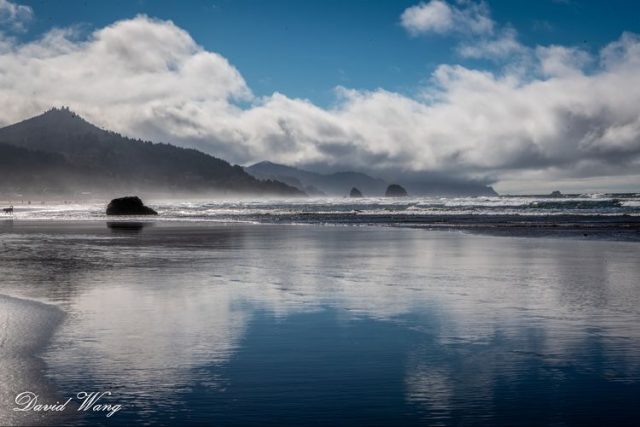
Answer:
xmin=1 ymin=221 xmax=639 ymax=426
xmin=6 ymin=194 xmax=640 ymax=221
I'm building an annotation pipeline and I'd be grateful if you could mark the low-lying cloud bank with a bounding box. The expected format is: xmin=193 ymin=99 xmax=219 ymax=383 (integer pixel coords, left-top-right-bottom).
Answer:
xmin=0 ymin=1 xmax=639 ymax=192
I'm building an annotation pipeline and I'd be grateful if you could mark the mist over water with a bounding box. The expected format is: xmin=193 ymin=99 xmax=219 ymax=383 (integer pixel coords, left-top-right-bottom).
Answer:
xmin=1 ymin=221 xmax=639 ymax=425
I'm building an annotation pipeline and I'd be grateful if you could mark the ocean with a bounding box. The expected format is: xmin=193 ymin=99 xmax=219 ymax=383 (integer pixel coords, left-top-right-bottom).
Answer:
xmin=5 ymin=193 xmax=640 ymax=238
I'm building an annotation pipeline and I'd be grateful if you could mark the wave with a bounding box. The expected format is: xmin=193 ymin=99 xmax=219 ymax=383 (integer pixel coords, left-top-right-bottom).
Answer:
xmin=527 ymin=199 xmax=623 ymax=210
xmin=4 ymin=194 xmax=639 ymax=223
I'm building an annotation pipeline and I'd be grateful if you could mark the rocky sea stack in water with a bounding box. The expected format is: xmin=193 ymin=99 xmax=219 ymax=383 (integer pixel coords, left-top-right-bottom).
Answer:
xmin=385 ymin=184 xmax=408 ymax=197
xmin=349 ymin=187 xmax=363 ymax=198
xmin=106 ymin=196 xmax=158 ymax=216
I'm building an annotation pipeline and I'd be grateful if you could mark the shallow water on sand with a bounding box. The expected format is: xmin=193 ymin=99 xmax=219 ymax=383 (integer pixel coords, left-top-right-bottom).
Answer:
xmin=1 ymin=221 xmax=640 ymax=426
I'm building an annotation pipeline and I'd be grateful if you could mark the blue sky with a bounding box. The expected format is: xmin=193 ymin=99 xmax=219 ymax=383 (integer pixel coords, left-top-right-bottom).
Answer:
xmin=2 ymin=0 xmax=640 ymax=192
xmin=18 ymin=0 xmax=640 ymax=106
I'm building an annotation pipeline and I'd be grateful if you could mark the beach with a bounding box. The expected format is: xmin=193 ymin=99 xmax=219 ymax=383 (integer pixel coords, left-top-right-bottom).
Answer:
xmin=3 ymin=0 xmax=640 ymax=424
xmin=0 ymin=294 xmax=66 ymax=426
xmin=2 ymin=194 xmax=640 ymax=241
xmin=1 ymin=219 xmax=639 ymax=425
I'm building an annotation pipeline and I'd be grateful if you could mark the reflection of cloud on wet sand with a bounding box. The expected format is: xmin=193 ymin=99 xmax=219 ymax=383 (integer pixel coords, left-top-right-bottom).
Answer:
xmin=44 ymin=283 xmax=249 ymax=408
xmin=405 ymin=366 xmax=453 ymax=418
xmin=229 ymin=227 xmax=640 ymax=418
xmin=2 ymin=224 xmax=640 ymax=421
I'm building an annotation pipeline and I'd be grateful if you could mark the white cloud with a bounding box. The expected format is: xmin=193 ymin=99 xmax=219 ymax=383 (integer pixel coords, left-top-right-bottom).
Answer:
xmin=0 ymin=16 xmax=251 ymax=136
xmin=536 ymin=45 xmax=592 ymax=77
xmin=401 ymin=1 xmax=527 ymax=61
xmin=0 ymin=0 xmax=32 ymax=32
xmin=400 ymin=0 xmax=494 ymax=36
xmin=600 ymin=31 xmax=640 ymax=70
xmin=458 ymin=27 xmax=525 ymax=59
xmin=400 ymin=0 xmax=454 ymax=35
xmin=1 ymin=16 xmax=640 ymax=192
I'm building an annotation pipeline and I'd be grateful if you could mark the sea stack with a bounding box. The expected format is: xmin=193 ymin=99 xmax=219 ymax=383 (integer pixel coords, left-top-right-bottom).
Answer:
xmin=550 ymin=190 xmax=563 ymax=197
xmin=349 ymin=187 xmax=363 ymax=198
xmin=106 ymin=196 xmax=158 ymax=215
xmin=385 ymin=184 xmax=408 ymax=197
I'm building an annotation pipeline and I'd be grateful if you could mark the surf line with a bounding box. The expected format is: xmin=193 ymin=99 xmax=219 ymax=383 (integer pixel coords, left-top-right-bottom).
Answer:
xmin=13 ymin=391 xmax=122 ymax=418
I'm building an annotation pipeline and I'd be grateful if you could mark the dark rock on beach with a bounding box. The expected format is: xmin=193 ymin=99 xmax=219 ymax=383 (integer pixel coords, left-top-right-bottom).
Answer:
xmin=385 ymin=184 xmax=408 ymax=197
xmin=349 ymin=187 xmax=363 ymax=198
xmin=106 ymin=196 xmax=158 ymax=216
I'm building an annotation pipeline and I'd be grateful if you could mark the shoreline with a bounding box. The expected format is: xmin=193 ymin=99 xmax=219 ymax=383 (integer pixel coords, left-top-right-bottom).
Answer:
xmin=0 ymin=294 xmax=67 ymax=426
xmin=2 ymin=216 xmax=639 ymax=242
xmin=0 ymin=293 xmax=65 ymax=355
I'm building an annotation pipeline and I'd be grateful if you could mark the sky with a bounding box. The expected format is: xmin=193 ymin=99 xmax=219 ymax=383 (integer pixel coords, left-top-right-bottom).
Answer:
xmin=1 ymin=0 xmax=639 ymax=193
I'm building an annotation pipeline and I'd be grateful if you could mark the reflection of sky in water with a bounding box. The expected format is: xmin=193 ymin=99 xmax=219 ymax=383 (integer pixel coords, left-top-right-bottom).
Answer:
xmin=1 ymin=223 xmax=639 ymax=425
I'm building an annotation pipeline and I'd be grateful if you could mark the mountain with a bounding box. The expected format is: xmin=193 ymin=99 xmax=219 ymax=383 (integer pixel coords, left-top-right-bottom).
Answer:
xmin=245 ymin=161 xmax=387 ymax=196
xmin=246 ymin=161 xmax=498 ymax=197
xmin=397 ymin=174 xmax=498 ymax=197
xmin=0 ymin=108 xmax=302 ymax=197
xmin=405 ymin=181 xmax=497 ymax=197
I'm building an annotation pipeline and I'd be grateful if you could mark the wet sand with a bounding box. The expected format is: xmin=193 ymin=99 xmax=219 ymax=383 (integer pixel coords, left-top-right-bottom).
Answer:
xmin=1 ymin=220 xmax=640 ymax=426
xmin=0 ymin=295 xmax=66 ymax=426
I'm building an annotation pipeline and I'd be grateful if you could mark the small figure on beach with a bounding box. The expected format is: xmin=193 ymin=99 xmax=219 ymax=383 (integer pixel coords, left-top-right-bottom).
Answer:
xmin=2 ymin=205 xmax=14 ymax=214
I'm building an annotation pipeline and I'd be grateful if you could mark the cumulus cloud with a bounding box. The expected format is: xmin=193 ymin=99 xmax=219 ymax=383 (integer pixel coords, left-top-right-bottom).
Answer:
xmin=0 ymin=16 xmax=251 ymax=139
xmin=401 ymin=1 xmax=527 ymax=61
xmin=458 ymin=27 xmax=525 ymax=59
xmin=536 ymin=45 xmax=593 ymax=77
xmin=0 ymin=0 xmax=32 ymax=32
xmin=1 ymin=15 xmax=640 ymax=192
xmin=400 ymin=0 xmax=494 ymax=36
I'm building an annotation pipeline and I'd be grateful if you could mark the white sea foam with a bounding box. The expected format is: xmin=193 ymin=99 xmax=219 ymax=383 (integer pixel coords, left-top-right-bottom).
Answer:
xmin=4 ymin=194 xmax=639 ymax=222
